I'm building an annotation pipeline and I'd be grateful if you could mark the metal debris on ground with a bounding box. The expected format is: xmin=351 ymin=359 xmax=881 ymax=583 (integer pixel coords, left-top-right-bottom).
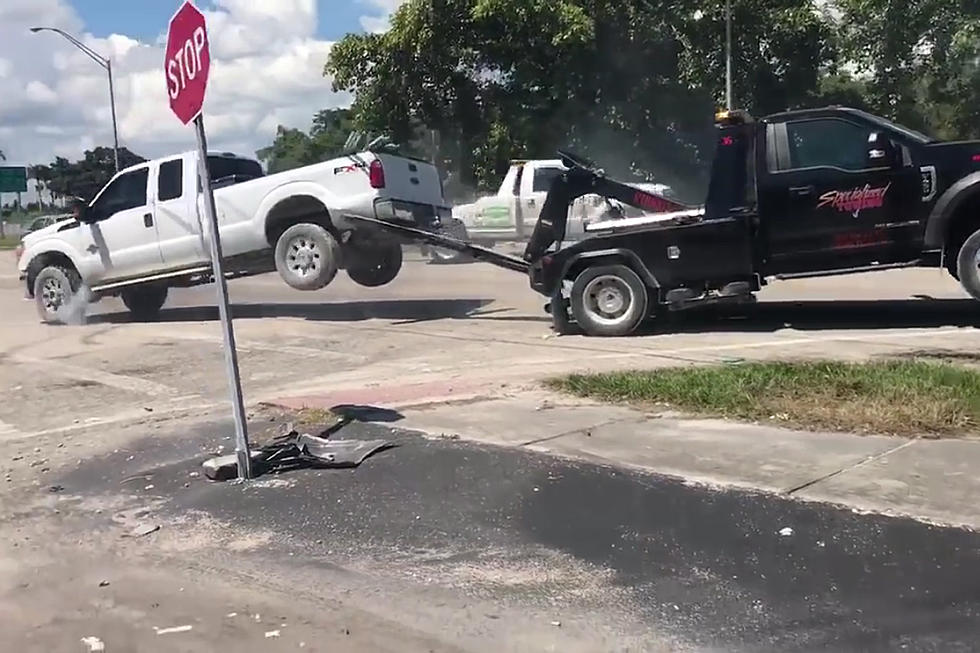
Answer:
xmin=81 ymin=636 xmax=105 ymax=652
xmin=128 ymin=523 xmax=161 ymax=538
xmin=265 ymin=630 xmax=281 ymax=638
xmin=778 ymin=527 xmax=794 ymax=537
xmin=154 ymin=625 xmax=193 ymax=635
xmin=202 ymin=430 xmax=395 ymax=481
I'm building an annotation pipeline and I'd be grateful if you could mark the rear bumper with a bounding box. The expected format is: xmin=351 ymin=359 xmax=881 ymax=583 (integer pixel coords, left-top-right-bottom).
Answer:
xmin=373 ymin=199 xmax=452 ymax=231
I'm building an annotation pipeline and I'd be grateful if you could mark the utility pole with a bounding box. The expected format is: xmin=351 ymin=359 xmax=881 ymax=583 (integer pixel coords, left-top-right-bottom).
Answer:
xmin=725 ymin=0 xmax=733 ymax=109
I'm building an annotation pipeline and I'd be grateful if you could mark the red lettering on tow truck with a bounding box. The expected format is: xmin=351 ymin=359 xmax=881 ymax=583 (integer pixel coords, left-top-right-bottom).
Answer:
xmin=632 ymin=191 xmax=678 ymax=213
xmin=816 ymin=182 xmax=891 ymax=218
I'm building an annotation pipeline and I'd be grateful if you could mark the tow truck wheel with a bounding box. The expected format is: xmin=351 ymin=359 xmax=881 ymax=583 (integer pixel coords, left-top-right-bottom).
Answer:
xmin=570 ymin=264 xmax=648 ymax=337
xmin=121 ymin=284 xmax=169 ymax=321
xmin=345 ymin=236 xmax=403 ymax=288
xmin=955 ymin=229 xmax=980 ymax=301
xmin=275 ymin=223 xmax=341 ymax=291
xmin=33 ymin=264 xmax=83 ymax=325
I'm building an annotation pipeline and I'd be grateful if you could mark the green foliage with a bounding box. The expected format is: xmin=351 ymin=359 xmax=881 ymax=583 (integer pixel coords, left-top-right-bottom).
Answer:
xmin=324 ymin=0 xmax=843 ymax=198
xmin=833 ymin=0 xmax=980 ymax=138
xmin=255 ymin=109 xmax=357 ymax=173
xmin=38 ymin=146 xmax=146 ymax=202
xmin=251 ymin=0 xmax=980 ymax=199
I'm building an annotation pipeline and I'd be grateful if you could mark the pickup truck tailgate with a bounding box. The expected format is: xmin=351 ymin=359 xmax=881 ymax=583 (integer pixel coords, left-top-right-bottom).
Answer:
xmin=375 ymin=153 xmax=444 ymax=206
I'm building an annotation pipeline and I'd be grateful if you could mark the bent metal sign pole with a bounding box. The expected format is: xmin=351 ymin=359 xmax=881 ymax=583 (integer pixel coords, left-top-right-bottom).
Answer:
xmin=165 ymin=0 xmax=252 ymax=480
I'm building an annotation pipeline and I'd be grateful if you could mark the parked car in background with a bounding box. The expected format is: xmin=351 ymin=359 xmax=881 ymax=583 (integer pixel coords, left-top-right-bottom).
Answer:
xmin=450 ymin=159 xmax=682 ymax=245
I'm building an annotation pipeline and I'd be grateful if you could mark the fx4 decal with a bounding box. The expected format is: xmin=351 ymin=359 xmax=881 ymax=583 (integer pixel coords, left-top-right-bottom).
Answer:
xmin=817 ymin=183 xmax=891 ymax=218
xmin=919 ymin=165 xmax=937 ymax=202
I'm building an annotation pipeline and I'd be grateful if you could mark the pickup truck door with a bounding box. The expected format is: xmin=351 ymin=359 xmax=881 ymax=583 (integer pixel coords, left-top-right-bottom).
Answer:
xmin=153 ymin=156 xmax=208 ymax=269
xmin=760 ymin=117 xmax=920 ymax=272
xmin=79 ymin=165 xmax=164 ymax=284
xmin=519 ymin=164 xmax=564 ymax=238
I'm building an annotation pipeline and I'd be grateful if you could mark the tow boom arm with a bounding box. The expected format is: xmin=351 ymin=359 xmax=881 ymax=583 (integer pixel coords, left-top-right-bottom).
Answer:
xmin=344 ymin=148 xmax=688 ymax=274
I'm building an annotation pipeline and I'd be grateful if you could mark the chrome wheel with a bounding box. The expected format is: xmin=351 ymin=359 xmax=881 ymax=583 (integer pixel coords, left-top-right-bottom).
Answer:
xmin=582 ymin=274 xmax=634 ymax=326
xmin=285 ymin=236 xmax=322 ymax=279
xmin=40 ymin=276 xmax=66 ymax=314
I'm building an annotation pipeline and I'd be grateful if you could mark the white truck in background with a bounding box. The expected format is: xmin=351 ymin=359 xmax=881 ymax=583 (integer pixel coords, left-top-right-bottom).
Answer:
xmin=436 ymin=159 xmax=676 ymax=261
xmin=17 ymin=147 xmax=450 ymax=323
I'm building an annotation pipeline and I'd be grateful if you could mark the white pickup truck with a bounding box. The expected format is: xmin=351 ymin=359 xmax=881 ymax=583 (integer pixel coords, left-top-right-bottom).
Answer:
xmin=446 ymin=159 xmax=676 ymax=250
xmin=17 ymin=148 xmax=450 ymax=323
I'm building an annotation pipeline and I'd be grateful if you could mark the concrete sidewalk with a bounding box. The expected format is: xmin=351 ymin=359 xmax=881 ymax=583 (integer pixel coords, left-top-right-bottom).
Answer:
xmin=270 ymin=388 xmax=980 ymax=531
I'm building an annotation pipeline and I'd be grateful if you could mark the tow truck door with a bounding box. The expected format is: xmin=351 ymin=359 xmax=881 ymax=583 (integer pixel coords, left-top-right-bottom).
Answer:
xmin=760 ymin=116 xmax=919 ymax=272
xmin=518 ymin=162 xmax=564 ymax=238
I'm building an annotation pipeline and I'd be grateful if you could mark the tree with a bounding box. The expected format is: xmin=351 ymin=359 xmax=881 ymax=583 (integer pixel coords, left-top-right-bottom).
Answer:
xmin=326 ymin=0 xmax=839 ymax=200
xmin=833 ymin=0 xmax=980 ymax=138
xmin=43 ymin=146 xmax=146 ymax=201
xmin=256 ymin=109 xmax=359 ymax=173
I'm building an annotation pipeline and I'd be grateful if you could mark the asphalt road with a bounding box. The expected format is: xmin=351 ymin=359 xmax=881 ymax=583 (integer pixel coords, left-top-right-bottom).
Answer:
xmin=59 ymin=416 xmax=980 ymax=653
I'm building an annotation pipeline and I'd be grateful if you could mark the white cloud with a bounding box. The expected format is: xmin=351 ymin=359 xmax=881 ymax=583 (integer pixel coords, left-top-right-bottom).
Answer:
xmin=359 ymin=0 xmax=406 ymax=33
xmin=25 ymin=80 xmax=58 ymax=104
xmin=0 ymin=0 xmax=349 ymax=176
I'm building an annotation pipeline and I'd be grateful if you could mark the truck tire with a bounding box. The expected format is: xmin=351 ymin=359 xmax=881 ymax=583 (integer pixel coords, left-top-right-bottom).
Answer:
xmin=121 ymin=285 xmax=169 ymax=321
xmin=346 ymin=237 xmax=403 ymax=287
xmin=569 ymin=264 xmax=648 ymax=337
xmin=956 ymin=229 xmax=980 ymax=300
xmin=33 ymin=264 xmax=83 ymax=325
xmin=275 ymin=223 xmax=340 ymax=291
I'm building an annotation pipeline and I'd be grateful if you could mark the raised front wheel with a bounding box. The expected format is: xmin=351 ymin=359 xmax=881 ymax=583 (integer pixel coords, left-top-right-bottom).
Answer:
xmin=275 ymin=223 xmax=341 ymax=291
xmin=569 ymin=264 xmax=648 ymax=337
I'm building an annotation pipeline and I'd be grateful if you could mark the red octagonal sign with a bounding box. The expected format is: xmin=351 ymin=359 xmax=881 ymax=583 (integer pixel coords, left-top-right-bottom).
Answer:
xmin=165 ymin=1 xmax=210 ymax=125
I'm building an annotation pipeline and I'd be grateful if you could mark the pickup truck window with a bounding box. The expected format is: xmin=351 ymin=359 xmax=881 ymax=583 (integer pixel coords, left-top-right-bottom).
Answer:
xmin=785 ymin=119 xmax=870 ymax=172
xmin=90 ymin=167 xmax=149 ymax=220
xmin=533 ymin=167 xmax=563 ymax=193
xmin=158 ymin=160 xmax=183 ymax=201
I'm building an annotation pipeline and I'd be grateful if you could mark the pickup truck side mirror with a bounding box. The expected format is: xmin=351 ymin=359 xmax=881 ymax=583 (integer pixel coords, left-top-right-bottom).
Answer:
xmin=867 ymin=132 xmax=900 ymax=168
xmin=70 ymin=198 xmax=94 ymax=223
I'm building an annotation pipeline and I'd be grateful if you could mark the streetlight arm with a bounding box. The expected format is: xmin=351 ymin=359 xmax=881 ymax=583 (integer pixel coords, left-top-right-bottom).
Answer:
xmin=31 ymin=27 xmax=108 ymax=69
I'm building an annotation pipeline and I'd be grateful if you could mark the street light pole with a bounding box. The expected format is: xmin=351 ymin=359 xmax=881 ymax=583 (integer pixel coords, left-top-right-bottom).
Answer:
xmin=725 ymin=0 xmax=733 ymax=110
xmin=106 ymin=60 xmax=120 ymax=172
xmin=30 ymin=26 xmax=121 ymax=172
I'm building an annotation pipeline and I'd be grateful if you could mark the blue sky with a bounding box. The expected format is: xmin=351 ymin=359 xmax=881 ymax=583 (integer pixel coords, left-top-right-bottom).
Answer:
xmin=69 ymin=0 xmax=367 ymax=41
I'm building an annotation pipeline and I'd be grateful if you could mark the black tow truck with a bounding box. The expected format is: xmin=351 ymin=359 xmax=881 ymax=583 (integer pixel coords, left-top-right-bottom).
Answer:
xmin=351 ymin=106 xmax=980 ymax=336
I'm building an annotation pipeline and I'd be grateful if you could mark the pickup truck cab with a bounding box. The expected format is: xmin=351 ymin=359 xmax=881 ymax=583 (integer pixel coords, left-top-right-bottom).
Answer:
xmin=18 ymin=147 xmax=449 ymax=323
xmin=450 ymin=159 xmax=679 ymax=245
xmin=519 ymin=106 xmax=980 ymax=335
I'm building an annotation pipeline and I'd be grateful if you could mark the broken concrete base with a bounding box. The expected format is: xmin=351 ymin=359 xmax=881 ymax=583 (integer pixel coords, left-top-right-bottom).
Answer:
xmin=202 ymin=451 xmax=266 ymax=481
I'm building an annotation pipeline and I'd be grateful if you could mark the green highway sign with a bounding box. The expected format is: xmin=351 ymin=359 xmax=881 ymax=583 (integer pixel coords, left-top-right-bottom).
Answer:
xmin=0 ymin=166 xmax=27 ymax=193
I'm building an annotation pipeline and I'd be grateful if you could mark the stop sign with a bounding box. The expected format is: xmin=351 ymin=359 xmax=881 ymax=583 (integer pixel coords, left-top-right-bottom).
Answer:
xmin=165 ymin=1 xmax=210 ymax=124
